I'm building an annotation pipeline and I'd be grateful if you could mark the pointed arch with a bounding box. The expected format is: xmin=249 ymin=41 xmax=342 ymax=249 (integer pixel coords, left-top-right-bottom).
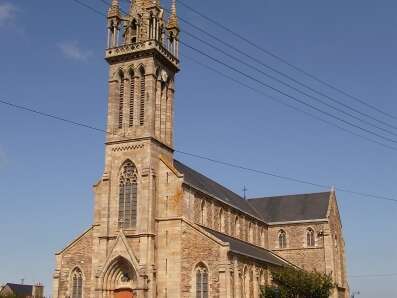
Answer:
xmin=234 ymin=215 xmax=240 ymax=238
xmin=118 ymin=69 xmax=125 ymax=129
xmin=219 ymin=208 xmax=224 ymax=232
xmin=128 ymin=68 xmax=135 ymax=127
xmin=194 ymin=262 xmax=209 ymax=298
xmin=118 ymin=160 xmax=138 ymax=229
xmin=130 ymin=18 xmax=138 ymax=43
xmin=200 ymin=200 xmax=206 ymax=225
xmin=248 ymin=222 xmax=253 ymax=242
xmin=307 ymin=227 xmax=315 ymax=247
xmin=70 ymin=267 xmax=83 ymax=298
xmin=242 ymin=265 xmax=249 ymax=298
xmin=278 ymin=229 xmax=287 ymax=249
xmin=102 ymin=256 xmax=137 ymax=293
xmin=139 ymin=66 xmax=145 ymax=126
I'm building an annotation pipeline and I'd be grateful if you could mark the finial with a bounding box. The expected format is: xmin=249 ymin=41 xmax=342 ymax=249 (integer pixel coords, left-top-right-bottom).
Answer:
xmin=167 ymin=0 xmax=179 ymax=29
xmin=171 ymin=0 xmax=176 ymax=14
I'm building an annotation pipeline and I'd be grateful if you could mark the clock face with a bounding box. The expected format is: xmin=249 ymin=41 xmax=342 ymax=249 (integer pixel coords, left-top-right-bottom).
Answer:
xmin=161 ymin=70 xmax=168 ymax=82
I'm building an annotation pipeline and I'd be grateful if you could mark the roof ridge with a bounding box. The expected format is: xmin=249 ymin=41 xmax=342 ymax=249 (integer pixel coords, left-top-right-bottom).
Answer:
xmin=248 ymin=191 xmax=331 ymax=201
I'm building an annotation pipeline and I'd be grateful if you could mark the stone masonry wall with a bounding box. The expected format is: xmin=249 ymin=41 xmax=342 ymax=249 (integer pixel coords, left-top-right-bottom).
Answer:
xmin=57 ymin=228 xmax=93 ymax=298
xmin=269 ymin=223 xmax=327 ymax=272
xmin=180 ymin=222 xmax=224 ymax=298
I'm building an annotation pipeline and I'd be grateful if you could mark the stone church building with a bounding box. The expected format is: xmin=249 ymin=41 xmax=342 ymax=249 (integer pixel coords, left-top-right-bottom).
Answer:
xmin=52 ymin=0 xmax=349 ymax=297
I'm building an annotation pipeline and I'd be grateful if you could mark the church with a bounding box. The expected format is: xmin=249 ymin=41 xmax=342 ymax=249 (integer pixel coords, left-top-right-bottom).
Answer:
xmin=52 ymin=0 xmax=349 ymax=297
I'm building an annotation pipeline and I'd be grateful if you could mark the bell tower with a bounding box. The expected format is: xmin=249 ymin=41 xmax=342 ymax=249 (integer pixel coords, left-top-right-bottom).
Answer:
xmin=89 ymin=2 xmax=180 ymax=296
xmin=105 ymin=0 xmax=180 ymax=149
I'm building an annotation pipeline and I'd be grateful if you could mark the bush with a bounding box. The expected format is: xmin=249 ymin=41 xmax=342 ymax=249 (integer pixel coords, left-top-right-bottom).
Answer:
xmin=261 ymin=267 xmax=335 ymax=298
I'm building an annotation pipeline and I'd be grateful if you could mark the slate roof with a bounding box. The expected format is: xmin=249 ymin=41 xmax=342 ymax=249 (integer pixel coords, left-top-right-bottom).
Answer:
xmin=248 ymin=192 xmax=331 ymax=223
xmin=203 ymin=227 xmax=289 ymax=267
xmin=174 ymin=160 xmax=331 ymax=224
xmin=4 ymin=283 xmax=33 ymax=297
xmin=174 ymin=160 xmax=261 ymax=219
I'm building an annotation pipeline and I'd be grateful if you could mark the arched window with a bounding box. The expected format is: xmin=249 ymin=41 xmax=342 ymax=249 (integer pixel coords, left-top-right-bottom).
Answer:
xmin=118 ymin=71 xmax=125 ymax=129
xmin=200 ymin=201 xmax=206 ymax=225
xmin=131 ymin=19 xmax=138 ymax=43
xmin=278 ymin=230 xmax=287 ymax=249
xmin=219 ymin=209 xmax=224 ymax=232
xmin=248 ymin=223 xmax=253 ymax=243
xmin=249 ymin=269 xmax=254 ymax=298
xmin=233 ymin=216 xmax=238 ymax=237
xmin=260 ymin=228 xmax=264 ymax=247
xmin=195 ymin=264 xmax=209 ymax=298
xmin=129 ymin=69 xmax=135 ymax=127
xmin=71 ymin=268 xmax=83 ymax=298
xmin=139 ymin=67 xmax=145 ymax=126
xmin=243 ymin=267 xmax=249 ymax=298
xmin=119 ymin=160 xmax=138 ymax=229
xmin=307 ymin=228 xmax=315 ymax=247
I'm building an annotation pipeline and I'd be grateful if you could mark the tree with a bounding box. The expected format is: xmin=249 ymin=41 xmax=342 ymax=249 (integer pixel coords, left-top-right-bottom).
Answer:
xmin=261 ymin=267 xmax=335 ymax=298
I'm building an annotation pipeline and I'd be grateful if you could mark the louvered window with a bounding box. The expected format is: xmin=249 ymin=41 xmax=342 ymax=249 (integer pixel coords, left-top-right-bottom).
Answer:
xmin=129 ymin=75 xmax=135 ymax=127
xmin=119 ymin=160 xmax=138 ymax=229
xmin=139 ymin=69 xmax=145 ymax=126
xmin=118 ymin=74 xmax=124 ymax=129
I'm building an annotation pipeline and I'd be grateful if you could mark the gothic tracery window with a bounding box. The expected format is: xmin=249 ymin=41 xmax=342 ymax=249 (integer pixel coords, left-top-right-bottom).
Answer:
xmin=119 ymin=160 xmax=138 ymax=229
xmin=307 ymin=228 xmax=315 ymax=247
xmin=195 ymin=264 xmax=209 ymax=298
xmin=71 ymin=268 xmax=83 ymax=298
xmin=278 ymin=230 xmax=287 ymax=249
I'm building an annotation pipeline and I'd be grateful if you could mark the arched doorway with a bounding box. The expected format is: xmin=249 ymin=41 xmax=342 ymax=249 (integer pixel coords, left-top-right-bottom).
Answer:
xmin=101 ymin=256 xmax=138 ymax=298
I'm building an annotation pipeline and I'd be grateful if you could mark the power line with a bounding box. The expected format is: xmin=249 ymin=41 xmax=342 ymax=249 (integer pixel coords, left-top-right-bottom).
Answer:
xmin=349 ymin=273 xmax=397 ymax=278
xmin=1 ymin=97 xmax=397 ymax=204
xmin=72 ymin=0 xmax=106 ymax=16
xmin=0 ymin=99 xmax=107 ymax=134
xmin=182 ymin=30 xmax=397 ymax=138
xmin=103 ymin=0 xmax=397 ymax=144
xmin=177 ymin=0 xmax=397 ymax=121
xmin=65 ymin=0 xmax=397 ymax=202
xmin=180 ymin=40 xmax=397 ymax=145
xmin=69 ymin=0 xmax=397 ymax=151
xmin=71 ymin=0 xmax=397 ymax=151
xmin=179 ymin=28 xmax=397 ymax=133
xmin=150 ymin=0 xmax=397 ymax=134
xmin=182 ymin=53 xmax=397 ymax=152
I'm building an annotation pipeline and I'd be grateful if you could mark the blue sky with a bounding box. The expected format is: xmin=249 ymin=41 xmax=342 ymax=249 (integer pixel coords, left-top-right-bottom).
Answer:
xmin=0 ymin=0 xmax=397 ymax=296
